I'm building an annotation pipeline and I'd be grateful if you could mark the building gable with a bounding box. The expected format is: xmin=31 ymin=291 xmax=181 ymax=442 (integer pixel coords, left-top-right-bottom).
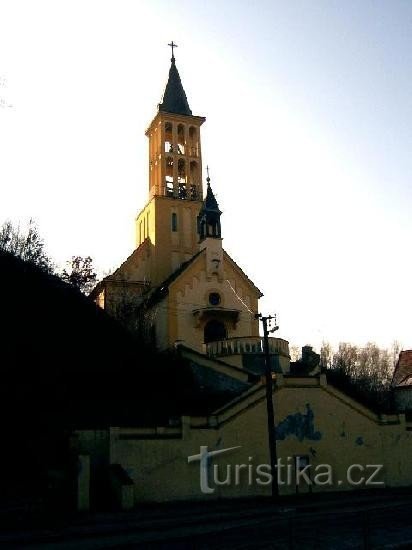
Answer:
xmin=163 ymin=248 xmax=260 ymax=352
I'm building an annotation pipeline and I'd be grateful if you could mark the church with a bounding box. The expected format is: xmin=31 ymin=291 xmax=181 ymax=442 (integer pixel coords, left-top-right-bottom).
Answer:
xmin=78 ymin=47 xmax=412 ymax=509
xmin=91 ymin=44 xmax=272 ymax=365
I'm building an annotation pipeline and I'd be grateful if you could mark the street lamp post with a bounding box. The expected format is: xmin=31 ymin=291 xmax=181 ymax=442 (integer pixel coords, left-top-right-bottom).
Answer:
xmin=255 ymin=313 xmax=279 ymax=499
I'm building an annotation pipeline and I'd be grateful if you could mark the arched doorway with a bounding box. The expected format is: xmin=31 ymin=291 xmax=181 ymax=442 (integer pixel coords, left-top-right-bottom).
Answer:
xmin=204 ymin=319 xmax=227 ymax=344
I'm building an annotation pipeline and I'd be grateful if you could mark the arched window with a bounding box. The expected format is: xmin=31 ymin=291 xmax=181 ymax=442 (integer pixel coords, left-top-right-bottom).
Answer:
xmin=178 ymin=159 xmax=187 ymax=199
xmin=189 ymin=161 xmax=199 ymax=185
xmin=177 ymin=124 xmax=185 ymax=155
xmin=171 ymin=212 xmax=178 ymax=232
xmin=178 ymin=158 xmax=186 ymax=180
xmin=165 ymin=156 xmax=174 ymax=196
xmin=165 ymin=122 xmax=173 ymax=153
xmin=208 ymin=292 xmax=221 ymax=306
xmin=188 ymin=126 xmax=197 ymax=157
xmin=204 ymin=320 xmax=227 ymax=344
xmin=190 ymin=184 xmax=198 ymax=200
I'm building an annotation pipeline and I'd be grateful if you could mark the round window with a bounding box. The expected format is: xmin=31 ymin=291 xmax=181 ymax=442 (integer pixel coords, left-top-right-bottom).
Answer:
xmin=209 ymin=292 xmax=221 ymax=306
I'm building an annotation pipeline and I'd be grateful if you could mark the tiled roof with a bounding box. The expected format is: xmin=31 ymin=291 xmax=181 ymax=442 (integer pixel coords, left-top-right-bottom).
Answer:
xmin=158 ymin=58 xmax=192 ymax=116
xmin=392 ymin=350 xmax=412 ymax=387
xmin=223 ymin=250 xmax=263 ymax=298
xmin=144 ymin=251 xmax=203 ymax=307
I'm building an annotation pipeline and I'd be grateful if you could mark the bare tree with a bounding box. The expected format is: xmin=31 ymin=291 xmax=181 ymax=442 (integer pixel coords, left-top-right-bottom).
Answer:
xmin=320 ymin=340 xmax=401 ymax=412
xmin=0 ymin=219 xmax=53 ymax=272
xmin=391 ymin=340 xmax=402 ymax=370
xmin=289 ymin=345 xmax=301 ymax=362
xmin=332 ymin=342 xmax=358 ymax=379
xmin=320 ymin=340 xmax=333 ymax=370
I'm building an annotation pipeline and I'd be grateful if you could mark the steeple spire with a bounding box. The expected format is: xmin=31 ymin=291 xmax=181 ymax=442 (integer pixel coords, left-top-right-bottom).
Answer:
xmin=158 ymin=42 xmax=192 ymax=116
xmin=198 ymin=168 xmax=222 ymax=241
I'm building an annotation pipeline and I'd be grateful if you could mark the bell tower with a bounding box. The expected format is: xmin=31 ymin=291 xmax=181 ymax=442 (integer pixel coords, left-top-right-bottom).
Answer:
xmin=135 ymin=43 xmax=206 ymax=286
xmin=147 ymin=43 xmax=205 ymax=201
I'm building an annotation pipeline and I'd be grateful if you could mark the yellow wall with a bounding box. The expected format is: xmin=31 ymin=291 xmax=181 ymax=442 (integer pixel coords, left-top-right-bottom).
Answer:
xmin=77 ymin=375 xmax=412 ymax=503
xmin=97 ymin=244 xmax=152 ymax=321
xmin=135 ymin=196 xmax=203 ymax=286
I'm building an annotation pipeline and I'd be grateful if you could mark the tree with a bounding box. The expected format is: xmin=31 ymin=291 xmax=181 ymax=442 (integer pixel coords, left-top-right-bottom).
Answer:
xmin=0 ymin=219 xmax=53 ymax=272
xmin=391 ymin=340 xmax=402 ymax=370
xmin=60 ymin=256 xmax=97 ymax=294
xmin=327 ymin=341 xmax=396 ymax=389
xmin=320 ymin=340 xmax=333 ymax=370
xmin=289 ymin=345 xmax=301 ymax=362
xmin=319 ymin=341 xmax=401 ymax=412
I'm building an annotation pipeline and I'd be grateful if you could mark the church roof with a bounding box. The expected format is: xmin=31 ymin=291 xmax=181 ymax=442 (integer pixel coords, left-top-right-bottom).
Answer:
xmin=392 ymin=350 xmax=412 ymax=387
xmin=223 ymin=250 xmax=263 ymax=298
xmin=145 ymin=251 xmax=202 ymax=307
xmin=158 ymin=58 xmax=192 ymax=116
xmin=204 ymin=180 xmax=221 ymax=212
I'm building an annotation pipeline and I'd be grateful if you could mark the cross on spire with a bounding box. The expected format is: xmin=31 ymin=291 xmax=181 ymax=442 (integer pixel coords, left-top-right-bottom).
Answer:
xmin=206 ymin=165 xmax=210 ymax=185
xmin=168 ymin=41 xmax=178 ymax=61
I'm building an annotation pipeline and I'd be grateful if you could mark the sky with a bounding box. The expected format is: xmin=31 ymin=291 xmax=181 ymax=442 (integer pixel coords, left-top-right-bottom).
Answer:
xmin=1 ymin=0 xmax=412 ymax=352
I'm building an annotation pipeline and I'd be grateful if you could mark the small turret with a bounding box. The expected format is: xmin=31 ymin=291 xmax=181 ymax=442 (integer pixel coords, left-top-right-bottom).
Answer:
xmin=198 ymin=168 xmax=222 ymax=242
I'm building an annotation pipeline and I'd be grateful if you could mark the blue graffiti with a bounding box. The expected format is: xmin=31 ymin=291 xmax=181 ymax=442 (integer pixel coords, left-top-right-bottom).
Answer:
xmin=276 ymin=404 xmax=322 ymax=442
xmin=355 ymin=436 xmax=364 ymax=446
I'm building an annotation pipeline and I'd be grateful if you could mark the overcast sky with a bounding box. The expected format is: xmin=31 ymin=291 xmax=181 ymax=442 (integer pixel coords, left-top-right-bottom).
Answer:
xmin=1 ymin=0 xmax=411 ymax=352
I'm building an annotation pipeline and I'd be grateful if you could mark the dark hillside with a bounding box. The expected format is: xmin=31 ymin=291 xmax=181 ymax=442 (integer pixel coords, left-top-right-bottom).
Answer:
xmin=0 ymin=250 xmax=234 ymax=508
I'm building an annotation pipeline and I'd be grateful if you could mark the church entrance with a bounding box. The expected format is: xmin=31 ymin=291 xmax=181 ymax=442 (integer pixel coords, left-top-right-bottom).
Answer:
xmin=204 ymin=320 xmax=227 ymax=344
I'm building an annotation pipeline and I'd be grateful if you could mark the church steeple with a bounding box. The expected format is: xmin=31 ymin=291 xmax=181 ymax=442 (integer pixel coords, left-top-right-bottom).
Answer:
xmin=158 ymin=42 xmax=192 ymax=116
xmin=198 ymin=168 xmax=222 ymax=241
xmin=135 ymin=44 xmax=207 ymax=284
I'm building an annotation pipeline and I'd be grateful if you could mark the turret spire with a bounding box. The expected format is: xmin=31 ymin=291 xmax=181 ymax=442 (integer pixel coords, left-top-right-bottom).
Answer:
xmin=198 ymin=169 xmax=222 ymax=241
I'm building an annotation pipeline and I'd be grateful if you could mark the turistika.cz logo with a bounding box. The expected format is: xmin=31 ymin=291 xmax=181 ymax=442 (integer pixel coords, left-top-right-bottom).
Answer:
xmin=187 ymin=446 xmax=384 ymax=494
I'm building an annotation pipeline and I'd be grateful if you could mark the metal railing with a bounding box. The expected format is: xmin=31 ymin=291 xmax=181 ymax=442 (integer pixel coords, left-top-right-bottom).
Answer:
xmin=206 ymin=336 xmax=290 ymax=358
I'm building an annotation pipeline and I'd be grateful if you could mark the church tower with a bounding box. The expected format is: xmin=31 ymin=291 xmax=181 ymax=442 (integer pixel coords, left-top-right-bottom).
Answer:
xmin=135 ymin=43 xmax=206 ymax=286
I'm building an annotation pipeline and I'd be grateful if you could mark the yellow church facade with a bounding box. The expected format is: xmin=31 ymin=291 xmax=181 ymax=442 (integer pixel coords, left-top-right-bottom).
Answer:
xmin=82 ymin=49 xmax=412 ymax=508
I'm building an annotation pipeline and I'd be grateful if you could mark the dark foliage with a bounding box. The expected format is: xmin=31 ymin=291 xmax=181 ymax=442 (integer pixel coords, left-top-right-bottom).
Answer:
xmin=0 ymin=219 xmax=53 ymax=273
xmin=319 ymin=341 xmax=398 ymax=414
xmin=326 ymin=369 xmax=394 ymax=414
xmin=60 ymin=256 xmax=97 ymax=294
xmin=0 ymin=249 xmax=233 ymax=513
